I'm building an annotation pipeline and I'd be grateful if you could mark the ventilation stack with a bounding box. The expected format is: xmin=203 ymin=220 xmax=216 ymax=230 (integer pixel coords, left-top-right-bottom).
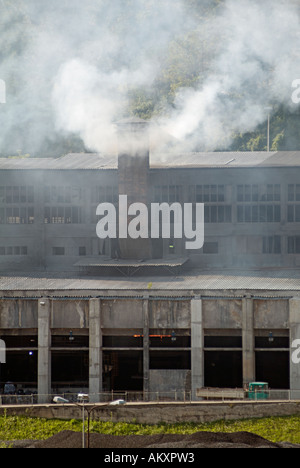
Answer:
xmin=117 ymin=117 xmax=152 ymax=259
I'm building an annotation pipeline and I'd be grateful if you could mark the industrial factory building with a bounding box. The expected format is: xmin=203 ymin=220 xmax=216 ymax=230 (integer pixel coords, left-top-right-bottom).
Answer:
xmin=1 ymin=119 xmax=300 ymax=401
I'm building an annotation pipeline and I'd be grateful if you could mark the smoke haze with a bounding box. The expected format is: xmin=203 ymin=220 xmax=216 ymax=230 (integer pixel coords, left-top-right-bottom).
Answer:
xmin=0 ymin=0 xmax=300 ymax=156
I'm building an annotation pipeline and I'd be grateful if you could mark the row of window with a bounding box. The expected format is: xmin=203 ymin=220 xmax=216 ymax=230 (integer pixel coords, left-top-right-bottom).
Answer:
xmin=2 ymin=184 xmax=300 ymax=205
xmin=2 ymin=237 xmax=300 ymax=256
xmin=0 ymin=246 xmax=28 ymax=255
xmin=3 ymin=205 xmax=300 ymax=224
xmin=201 ymin=237 xmax=300 ymax=255
xmin=237 ymin=184 xmax=281 ymax=202
xmin=49 ymin=237 xmax=300 ymax=256
xmin=0 ymin=186 xmax=34 ymax=204
xmin=0 ymin=207 xmax=34 ymax=224
xmin=237 ymin=205 xmax=281 ymax=223
xmin=44 ymin=206 xmax=82 ymax=224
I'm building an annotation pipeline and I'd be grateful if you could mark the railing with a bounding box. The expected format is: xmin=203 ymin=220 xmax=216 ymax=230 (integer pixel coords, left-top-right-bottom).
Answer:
xmin=1 ymin=389 xmax=300 ymax=405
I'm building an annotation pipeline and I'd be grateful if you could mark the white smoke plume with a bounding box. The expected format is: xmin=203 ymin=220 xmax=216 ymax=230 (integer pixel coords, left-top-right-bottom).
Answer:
xmin=0 ymin=0 xmax=300 ymax=156
xmin=161 ymin=0 xmax=300 ymax=151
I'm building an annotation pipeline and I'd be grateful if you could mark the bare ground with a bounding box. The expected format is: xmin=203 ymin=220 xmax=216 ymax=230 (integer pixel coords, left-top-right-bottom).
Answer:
xmin=3 ymin=430 xmax=300 ymax=448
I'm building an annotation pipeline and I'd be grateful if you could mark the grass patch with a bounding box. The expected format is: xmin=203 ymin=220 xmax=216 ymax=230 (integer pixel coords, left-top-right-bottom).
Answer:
xmin=0 ymin=415 xmax=300 ymax=444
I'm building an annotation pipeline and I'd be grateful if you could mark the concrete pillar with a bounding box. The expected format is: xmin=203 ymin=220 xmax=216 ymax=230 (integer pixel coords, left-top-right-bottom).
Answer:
xmin=242 ymin=296 xmax=255 ymax=386
xmin=89 ymin=299 xmax=102 ymax=402
xmin=38 ymin=298 xmax=51 ymax=403
xmin=289 ymin=298 xmax=300 ymax=399
xmin=191 ymin=297 xmax=203 ymax=400
xmin=143 ymin=296 xmax=150 ymax=396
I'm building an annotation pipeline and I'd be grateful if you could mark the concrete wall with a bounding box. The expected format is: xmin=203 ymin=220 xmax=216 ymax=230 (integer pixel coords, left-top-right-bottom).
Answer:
xmin=2 ymin=401 xmax=300 ymax=425
xmin=149 ymin=370 xmax=191 ymax=396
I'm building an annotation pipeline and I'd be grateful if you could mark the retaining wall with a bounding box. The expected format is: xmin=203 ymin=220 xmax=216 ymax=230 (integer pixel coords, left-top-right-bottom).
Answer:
xmin=1 ymin=401 xmax=300 ymax=425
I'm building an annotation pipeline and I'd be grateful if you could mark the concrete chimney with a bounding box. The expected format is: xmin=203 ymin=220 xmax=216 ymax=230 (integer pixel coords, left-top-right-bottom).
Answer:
xmin=116 ymin=117 xmax=152 ymax=259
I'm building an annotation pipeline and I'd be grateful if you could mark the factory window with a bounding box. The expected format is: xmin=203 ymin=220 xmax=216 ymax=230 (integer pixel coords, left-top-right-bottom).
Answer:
xmin=237 ymin=184 xmax=281 ymax=223
xmin=52 ymin=247 xmax=65 ymax=256
xmin=91 ymin=186 xmax=118 ymax=204
xmin=237 ymin=205 xmax=280 ymax=223
xmin=79 ymin=246 xmax=86 ymax=256
xmin=44 ymin=206 xmax=82 ymax=224
xmin=288 ymin=236 xmax=300 ymax=254
xmin=189 ymin=185 xmax=225 ymax=203
xmin=204 ymin=205 xmax=231 ymax=223
xmin=153 ymin=185 xmax=183 ymax=203
xmin=0 ymin=186 xmax=34 ymax=204
xmin=237 ymin=184 xmax=259 ymax=202
xmin=287 ymin=205 xmax=300 ymax=222
xmin=0 ymin=207 xmax=34 ymax=224
xmin=44 ymin=186 xmax=83 ymax=204
xmin=288 ymin=184 xmax=300 ymax=202
xmin=237 ymin=184 xmax=280 ymax=202
xmin=262 ymin=184 xmax=281 ymax=202
xmin=262 ymin=236 xmax=281 ymax=254
xmin=0 ymin=246 xmax=28 ymax=255
xmin=203 ymin=242 xmax=218 ymax=254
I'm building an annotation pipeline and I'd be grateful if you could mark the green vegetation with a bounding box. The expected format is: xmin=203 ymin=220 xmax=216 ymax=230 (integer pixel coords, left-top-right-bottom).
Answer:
xmin=0 ymin=414 xmax=300 ymax=444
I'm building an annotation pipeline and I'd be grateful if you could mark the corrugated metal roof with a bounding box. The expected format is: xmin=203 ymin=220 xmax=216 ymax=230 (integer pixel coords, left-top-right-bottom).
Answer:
xmin=0 ymin=153 xmax=118 ymax=170
xmin=1 ymin=151 xmax=300 ymax=171
xmin=151 ymin=151 xmax=277 ymax=168
xmin=0 ymin=269 xmax=300 ymax=292
xmin=49 ymin=153 xmax=117 ymax=170
xmin=0 ymin=158 xmax=54 ymax=170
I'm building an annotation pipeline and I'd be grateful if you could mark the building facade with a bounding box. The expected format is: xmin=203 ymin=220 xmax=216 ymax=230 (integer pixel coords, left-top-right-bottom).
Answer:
xmin=1 ymin=134 xmax=300 ymax=400
xmin=1 ymin=150 xmax=300 ymax=271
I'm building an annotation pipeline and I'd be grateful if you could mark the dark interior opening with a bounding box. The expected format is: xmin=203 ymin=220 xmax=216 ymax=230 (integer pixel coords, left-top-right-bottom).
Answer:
xmin=204 ymin=336 xmax=242 ymax=348
xmin=51 ymin=351 xmax=89 ymax=387
xmin=0 ymin=351 xmax=37 ymax=388
xmin=204 ymin=351 xmax=243 ymax=388
xmin=255 ymin=351 xmax=290 ymax=389
xmin=103 ymin=351 xmax=143 ymax=391
xmin=150 ymin=351 xmax=191 ymax=370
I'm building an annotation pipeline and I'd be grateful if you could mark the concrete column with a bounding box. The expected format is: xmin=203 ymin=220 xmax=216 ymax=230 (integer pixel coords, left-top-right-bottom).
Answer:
xmin=242 ymin=296 xmax=255 ymax=386
xmin=89 ymin=299 xmax=102 ymax=402
xmin=38 ymin=298 xmax=51 ymax=403
xmin=143 ymin=296 xmax=150 ymax=395
xmin=289 ymin=298 xmax=300 ymax=399
xmin=191 ymin=297 xmax=203 ymax=400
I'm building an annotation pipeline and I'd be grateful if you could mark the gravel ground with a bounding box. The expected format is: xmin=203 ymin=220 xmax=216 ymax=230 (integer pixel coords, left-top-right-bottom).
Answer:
xmin=2 ymin=431 xmax=300 ymax=448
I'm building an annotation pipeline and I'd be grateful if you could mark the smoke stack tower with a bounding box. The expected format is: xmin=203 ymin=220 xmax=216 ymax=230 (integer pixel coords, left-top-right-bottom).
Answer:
xmin=117 ymin=117 xmax=152 ymax=259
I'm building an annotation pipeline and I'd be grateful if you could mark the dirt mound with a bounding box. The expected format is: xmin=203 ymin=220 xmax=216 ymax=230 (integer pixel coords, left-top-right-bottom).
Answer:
xmin=19 ymin=430 xmax=291 ymax=449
